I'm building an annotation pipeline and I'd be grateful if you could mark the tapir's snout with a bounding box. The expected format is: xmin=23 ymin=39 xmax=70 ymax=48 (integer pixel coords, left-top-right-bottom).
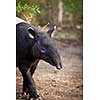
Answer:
xmin=41 ymin=49 xmax=62 ymax=70
xmin=56 ymin=62 xmax=62 ymax=70
xmin=54 ymin=58 xmax=62 ymax=70
xmin=49 ymin=50 xmax=62 ymax=70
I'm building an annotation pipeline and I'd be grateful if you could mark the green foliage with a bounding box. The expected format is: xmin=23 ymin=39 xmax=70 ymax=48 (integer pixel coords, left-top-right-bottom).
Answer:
xmin=16 ymin=0 xmax=40 ymax=23
xmin=16 ymin=2 xmax=40 ymax=14
xmin=63 ymin=0 xmax=82 ymax=15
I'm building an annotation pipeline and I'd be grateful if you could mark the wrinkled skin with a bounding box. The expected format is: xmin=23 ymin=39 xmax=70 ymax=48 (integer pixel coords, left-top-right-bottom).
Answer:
xmin=16 ymin=21 xmax=62 ymax=99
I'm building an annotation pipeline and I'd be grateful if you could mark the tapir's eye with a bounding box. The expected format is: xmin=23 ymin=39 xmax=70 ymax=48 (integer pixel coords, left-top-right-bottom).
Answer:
xmin=28 ymin=33 xmax=34 ymax=39
xmin=41 ymin=48 xmax=46 ymax=53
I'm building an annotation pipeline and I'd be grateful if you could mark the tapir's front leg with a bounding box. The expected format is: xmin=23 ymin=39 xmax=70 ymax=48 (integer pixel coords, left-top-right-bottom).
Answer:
xmin=18 ymin=65 xmax=39 ymax=99
xmin=23 ymin=60 xmax=39 ymax=96
xmin=23 ymin=79 xmax=28 ymax=96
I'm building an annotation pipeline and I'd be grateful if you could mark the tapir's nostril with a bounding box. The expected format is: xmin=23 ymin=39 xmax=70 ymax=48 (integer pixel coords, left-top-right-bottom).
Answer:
xmin=56 ymin=62 xmax=62 ymax=70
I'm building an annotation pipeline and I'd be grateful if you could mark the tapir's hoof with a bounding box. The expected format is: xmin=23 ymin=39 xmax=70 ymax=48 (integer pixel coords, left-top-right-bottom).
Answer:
xmin=30 ymin=96 xmax=43 ymax=100
xmin=23 ymin=92 xmax=29 ymax=96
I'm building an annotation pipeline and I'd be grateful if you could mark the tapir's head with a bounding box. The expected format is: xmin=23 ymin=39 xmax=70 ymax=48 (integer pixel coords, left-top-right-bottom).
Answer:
xmin=28 ymin=26 xmax=62 ymax=70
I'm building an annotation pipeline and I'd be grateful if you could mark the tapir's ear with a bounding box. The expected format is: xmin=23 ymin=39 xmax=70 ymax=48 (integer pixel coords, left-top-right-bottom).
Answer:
xmin=47 ymin=26 xmax=56 ymax=37
xmin=28 ymin=27 xmax=38 ymax=39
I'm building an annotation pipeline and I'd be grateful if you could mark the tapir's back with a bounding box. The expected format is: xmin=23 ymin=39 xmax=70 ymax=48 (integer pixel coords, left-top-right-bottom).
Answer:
xmin=16 ymin=17 xmax=26 ymax=24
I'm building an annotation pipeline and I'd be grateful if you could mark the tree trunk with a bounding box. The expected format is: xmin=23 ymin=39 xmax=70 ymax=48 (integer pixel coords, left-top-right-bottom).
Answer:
xmin=58 ymin=0 xmax=63 ymax=28
xmin=45 ymin=0 xmax=53 ymax=25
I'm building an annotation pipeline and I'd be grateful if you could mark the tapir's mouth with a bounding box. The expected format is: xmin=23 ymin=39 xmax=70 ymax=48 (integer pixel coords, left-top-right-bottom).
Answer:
xmin=49 ymin=57 xmax=62 ymax=70
xmin=54 ymin=62 xmax=62 ymax=70
xmin=56 ymin=62 xmax=62 ymax=70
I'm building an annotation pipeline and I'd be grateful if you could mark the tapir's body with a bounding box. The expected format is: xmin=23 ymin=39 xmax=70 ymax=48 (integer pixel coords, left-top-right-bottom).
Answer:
xmin=16 ymin=17 xmax=62 ymax=100
xmin=17 ymin=22 xmax=38 ymax=67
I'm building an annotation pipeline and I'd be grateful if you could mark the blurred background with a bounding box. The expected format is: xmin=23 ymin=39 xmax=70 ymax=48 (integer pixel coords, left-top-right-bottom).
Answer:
xmin=16 ymin=0 xmax=83 ymax=100
xmin=16 ymin=0 xmax=83 ymax=43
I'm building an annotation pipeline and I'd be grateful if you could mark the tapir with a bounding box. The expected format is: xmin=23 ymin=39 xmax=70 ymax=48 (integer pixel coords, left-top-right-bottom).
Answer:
xmin=16 ymin=17 xmax=62 ymax=100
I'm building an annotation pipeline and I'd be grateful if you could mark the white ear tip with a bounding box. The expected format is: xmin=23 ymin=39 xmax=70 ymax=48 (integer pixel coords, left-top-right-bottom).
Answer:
xmin=28 ymin=27 xmax=33 ymax=30
xmin=28 ymin=27 xmax=32 ymax=30
xmin=54 ymin=26 xmax=56 ymax=30
xmin=47 ymin=22 xmax=50 ymax=25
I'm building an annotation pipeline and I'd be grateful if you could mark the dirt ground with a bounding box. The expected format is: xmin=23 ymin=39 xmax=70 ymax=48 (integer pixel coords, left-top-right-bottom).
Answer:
xmin=16 ymin=38 xmax=83 ymax=100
